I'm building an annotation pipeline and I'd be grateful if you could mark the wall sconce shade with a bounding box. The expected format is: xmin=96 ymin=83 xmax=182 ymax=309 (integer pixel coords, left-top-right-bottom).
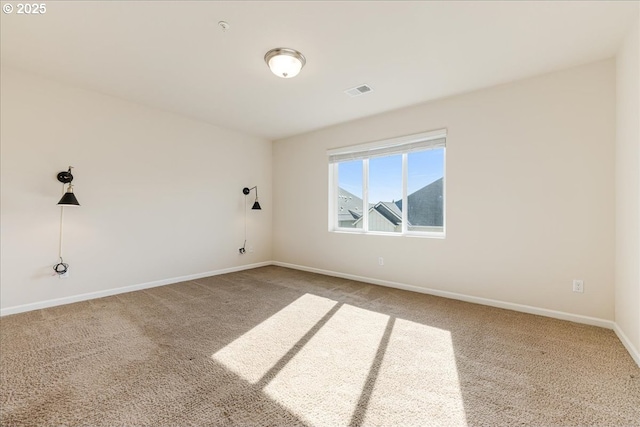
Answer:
xmin=264 ymin=48 xmax=306 ymax=78
xmin=57 ymin=167 xmax=80 ymax=206
xmin=243 ymin=186 xmax=261 ymax=210
xmin=58 ymin=187 xmax=80 ymax=206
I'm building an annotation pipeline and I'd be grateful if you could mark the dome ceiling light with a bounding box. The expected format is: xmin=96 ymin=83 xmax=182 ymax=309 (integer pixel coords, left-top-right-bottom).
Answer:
xmin=264 ymin=48 xmax=306 ymax=78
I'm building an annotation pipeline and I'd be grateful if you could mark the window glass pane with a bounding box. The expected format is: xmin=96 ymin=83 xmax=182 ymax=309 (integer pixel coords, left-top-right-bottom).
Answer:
xmin=337 ymin=160 xmax=363 ymax=229
xmin=369 ymin=155 xmax=402 ymax=233
xmin=407 ymin=148 xmax=444 ymax=232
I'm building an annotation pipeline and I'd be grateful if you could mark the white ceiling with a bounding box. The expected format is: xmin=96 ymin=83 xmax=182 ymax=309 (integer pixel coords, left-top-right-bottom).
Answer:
xmin=1 ymin=1 xmax=637 ymax=140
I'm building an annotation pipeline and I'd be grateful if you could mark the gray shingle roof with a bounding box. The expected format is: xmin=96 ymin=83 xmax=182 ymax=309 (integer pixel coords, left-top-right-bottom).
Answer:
xmin=396 ymin=177 xmax=443 ymax=227
xmin=337 ymin=187 xmax=363 ymax=222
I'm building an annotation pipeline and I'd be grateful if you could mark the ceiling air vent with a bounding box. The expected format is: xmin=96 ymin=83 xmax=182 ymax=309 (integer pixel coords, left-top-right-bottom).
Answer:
xmin=344 ymin=84 xmax=373 ymax=97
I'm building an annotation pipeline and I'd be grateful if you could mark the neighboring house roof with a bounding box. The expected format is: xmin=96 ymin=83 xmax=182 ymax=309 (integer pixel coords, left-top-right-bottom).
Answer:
xmin=374 ymin=202 xmax=403 ymax=225
xmin=337 ymin=187 xmax=364 ymax=222
xmin=396 ymin=177 xmax=443 ymax=227
xmin=353 ymin=201 xmax=402 ymax=227
xmin=348 ymin=209 xmax=362 ymax=220
xmin=338 ymin=177 xmax=443 ymax=228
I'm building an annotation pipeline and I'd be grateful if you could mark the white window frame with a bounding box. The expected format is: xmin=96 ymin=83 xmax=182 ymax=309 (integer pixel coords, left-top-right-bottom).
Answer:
xmin=328 ymin=129 xmax=446 ymax=238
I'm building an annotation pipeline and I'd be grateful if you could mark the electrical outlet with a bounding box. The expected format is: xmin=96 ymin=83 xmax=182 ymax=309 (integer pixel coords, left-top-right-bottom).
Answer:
xmin=378 ymin=257 xmax=384 ymax=266
xmin=60 ymin=268 xmax=69 ymax=279
xmin=248 ymin=245 xmax=254 ymax=253
xmin=572 ymin=279 xmax=584 ymax=293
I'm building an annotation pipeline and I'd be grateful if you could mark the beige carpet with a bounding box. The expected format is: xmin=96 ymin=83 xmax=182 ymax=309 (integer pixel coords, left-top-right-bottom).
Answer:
xmin=1 ymin=266 xmax=638 ymax=426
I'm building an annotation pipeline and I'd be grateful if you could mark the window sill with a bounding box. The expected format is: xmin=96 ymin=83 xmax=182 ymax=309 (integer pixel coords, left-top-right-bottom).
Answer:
xmin=330 ymin=229 xmax=446 ymax=239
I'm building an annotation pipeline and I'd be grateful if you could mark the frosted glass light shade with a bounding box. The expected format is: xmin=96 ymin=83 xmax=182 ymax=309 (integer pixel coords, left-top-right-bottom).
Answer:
xmin=265 ymin=48 xmax=306 ymax=79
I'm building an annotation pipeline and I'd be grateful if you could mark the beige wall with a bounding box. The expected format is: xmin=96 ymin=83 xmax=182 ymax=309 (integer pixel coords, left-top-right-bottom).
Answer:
xmin=615 ymin=15 xmax=640 ymax=358
xmin=0 ymin=67 xmax=272 ymax=311
xmin=273 ymin=60 xmax=616 ymax=321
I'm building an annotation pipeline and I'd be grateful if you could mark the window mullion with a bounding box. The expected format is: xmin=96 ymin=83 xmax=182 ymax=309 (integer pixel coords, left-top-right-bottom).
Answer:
xmin=330 ymin=163 xmax=337 ymax=231
xmin=402 ymin=153 xmax=408 ymax=234
xmin=363 ymin=159 xmax=369 ymax=232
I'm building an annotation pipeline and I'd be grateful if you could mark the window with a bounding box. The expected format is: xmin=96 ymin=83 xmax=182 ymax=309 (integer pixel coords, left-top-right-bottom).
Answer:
xmin=328 ymin=130 xmax=446 ymax=237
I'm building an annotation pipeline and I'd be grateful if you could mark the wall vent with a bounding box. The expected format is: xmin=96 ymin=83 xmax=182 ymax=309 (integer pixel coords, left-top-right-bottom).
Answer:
xmin=344 ymin=84 xmax=373 ymax=97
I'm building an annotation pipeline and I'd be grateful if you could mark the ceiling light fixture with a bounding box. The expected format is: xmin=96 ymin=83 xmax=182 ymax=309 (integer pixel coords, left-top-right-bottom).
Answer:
xmin=264 ymin=48 xmax=306 ymax=78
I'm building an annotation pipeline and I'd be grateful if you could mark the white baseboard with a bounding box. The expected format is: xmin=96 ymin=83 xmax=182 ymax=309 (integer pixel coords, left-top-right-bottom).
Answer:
xmin=272 ymin=261 xmax=615 ymax=329
xmin=613 ymin=323 xmax=640 ymax=367
xmin=0 ymin=261 xmax=271 ymax=317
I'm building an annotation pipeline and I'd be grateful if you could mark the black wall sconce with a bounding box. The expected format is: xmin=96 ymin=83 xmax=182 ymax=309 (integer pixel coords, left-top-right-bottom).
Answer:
xmin=240 ymin=186 xmax=261 ymax=254
xmin=54 ymin=166 xmax=80 ymax=277
xmin=57 ymin=166 xmax=80 ymax=206
xmin=242 ymin=186 xmax=261 ymax=210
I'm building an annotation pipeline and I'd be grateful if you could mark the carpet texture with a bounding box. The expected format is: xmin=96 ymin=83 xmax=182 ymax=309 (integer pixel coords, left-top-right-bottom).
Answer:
xmin=1 ymin=266 xmax=638 ymax=426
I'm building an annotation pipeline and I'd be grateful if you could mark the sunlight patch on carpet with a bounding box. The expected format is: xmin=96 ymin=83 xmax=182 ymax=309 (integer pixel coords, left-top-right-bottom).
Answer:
xmin=211 ymin=293 xmax=338 ymax=383
xmin=361 ymin=318 xmax=467 ymax=426
xmin=264 ymin=304 xmax=389 ymax=426
xmin=211 ymin=294 xmax=467 ymax=426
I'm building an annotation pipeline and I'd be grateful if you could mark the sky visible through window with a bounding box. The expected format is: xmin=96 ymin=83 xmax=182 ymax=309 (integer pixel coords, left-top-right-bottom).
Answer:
xmin=370 ymin=154 xmax=402 ymax=203
xmin=338 ymin=148 xmax=444 ymax=203
xmin=338 ymin=160 xmax=363 ymax=198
